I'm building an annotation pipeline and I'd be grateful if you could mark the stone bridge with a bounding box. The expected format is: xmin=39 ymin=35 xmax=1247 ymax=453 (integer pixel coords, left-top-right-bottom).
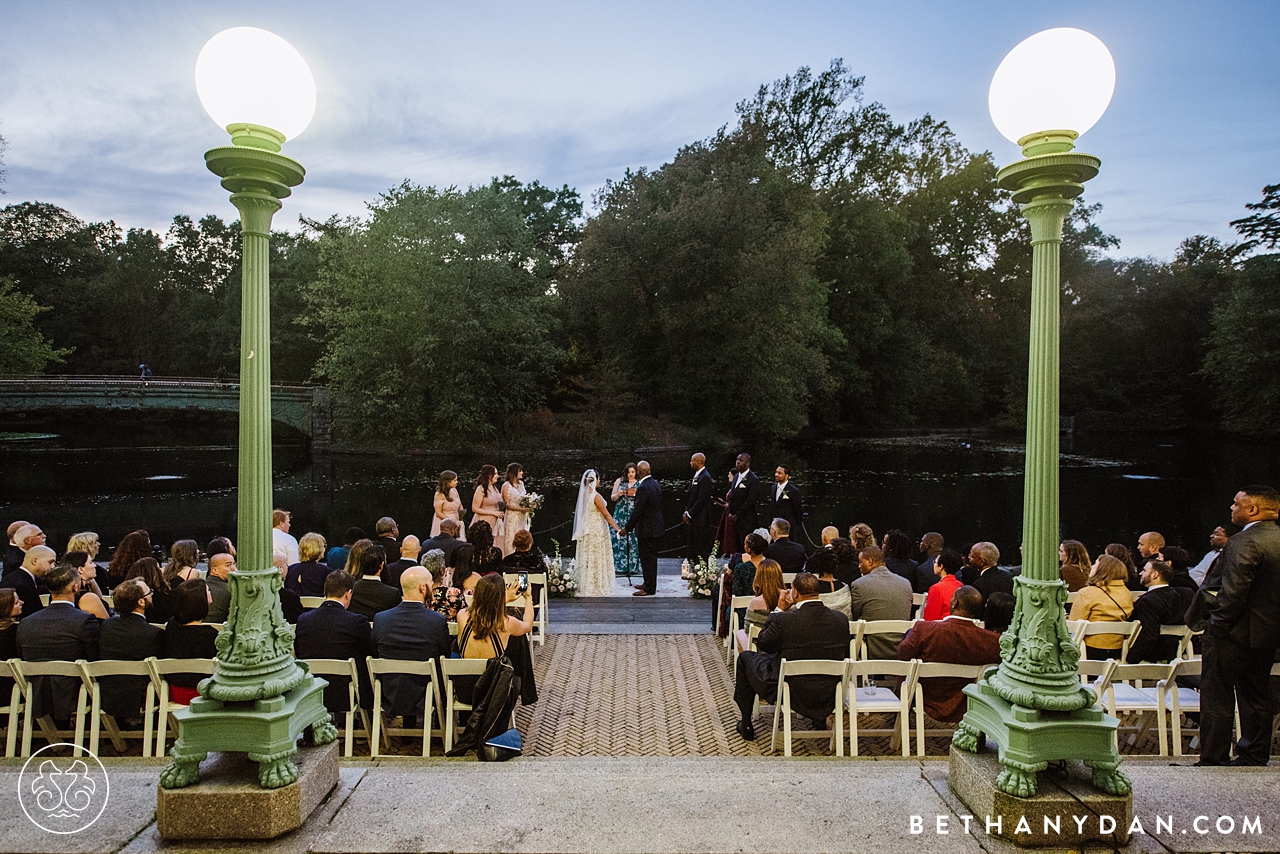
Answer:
xmin=0 ymin=375 xmax=331 ymax=450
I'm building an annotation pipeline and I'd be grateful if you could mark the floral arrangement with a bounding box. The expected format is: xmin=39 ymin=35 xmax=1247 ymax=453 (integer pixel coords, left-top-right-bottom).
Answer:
xmin=687 ymin=544 xmax=721 ymax=600
xmin=519 ymin=492 xmax=545 ymax=514
xmin=544 ymin=539 xmax=578 ymax=598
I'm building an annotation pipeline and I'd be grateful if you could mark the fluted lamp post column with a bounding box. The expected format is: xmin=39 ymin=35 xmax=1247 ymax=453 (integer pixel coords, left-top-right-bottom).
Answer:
xmin=160 ymin=27 xmax=336 ymax=791
xmin=951 ymin=28 xmax=1131 ymax=799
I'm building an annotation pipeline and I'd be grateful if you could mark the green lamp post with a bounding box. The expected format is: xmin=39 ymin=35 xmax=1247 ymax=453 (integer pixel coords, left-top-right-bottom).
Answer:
xmin=952 ymin=28 xmax=1131 ymax=798
xmin=160 ymin=27 xmax=335 ymax=790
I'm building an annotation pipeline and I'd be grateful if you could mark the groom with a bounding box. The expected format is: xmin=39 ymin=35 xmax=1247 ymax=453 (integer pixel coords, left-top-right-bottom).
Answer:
xmin=620 ymin=460 xmax=664 ymax=596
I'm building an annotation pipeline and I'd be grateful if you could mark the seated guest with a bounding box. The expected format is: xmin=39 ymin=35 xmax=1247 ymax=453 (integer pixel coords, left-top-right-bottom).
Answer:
xmin=97 ymin=579 xmax=163 ymax=724
xmin=501 ymin=530 xmax=546 ymax=606
xmin=327 ymin=527 xmax=364 ymax=574
xmin=731 ymin=533 xmax=770 ymax=597
xmin=161 ymin=579 xmax=219 ymax=704
xmin=764 ymin=518 xmax=806 ymax=575
xmin=820 ymin=526 xmax=840 ymax=547
xmin=1068 ymin=554 xmax=1134 ymax=660
xmin=849 ymin=523 xmax=876 ymax=551
xmin=295 ymin=571 xmax=373 ymax=716
xmin=1158 ymin=546 xmax=1200 ymax=592
xmin=882 ymin=529 xmax=924 ymax=592
xmin=127 ymin=557 xmax=172 ymax=625
xmin=1058 ymin=540 xmax=1092 ymax=592
xmin=467 ymin=521 xmax=503 ymax=575
xmin=849 ymin=545 xmax=913 ymax=660
xmin=805 ymin=548 xmax=844 ymax=594
xmin=897 ymin=585 xmax=1002 ymax=723
xmin=106 ymin=530 xmax=152 ymax=587
xmin=8 ymin=545 xmax=55 ymax=618
xmin=16 ymin=564 xmax=101 ymax=726
xmin=733 ymin=571 xmax=848 ymax=740
xmin=64 ymin=551 xmax=110 ymax=619
xmin=275 ymin=555 xmax=304 ymax=624
xmin=382 ymin=534 xmax=421 ymax=592
xmin=1189 ymin=526 xmax=1228 ymax=586
xmin=1125 ymin=560 xmax=1196 ymax=663
xmin=917 ymin=532 xmax=944 ymax=578
xmin=921 ymin=549 xmax=965 ymax=621
xmin=450 ymin=544 xmax=480 ymax=597
xmin=371 ymin=567 xmax=450 ymax=724
xmin=968 ymin=542 xmax=1014 ymax=615
xmin=162 ymin=539 xmax=201 ymax=587
xmin=830 ymin=537 xmax=860 ymax=586
xmin=421 ymin=518 xmax=464 ymax=567
xmin=374 ymin=516 xmax=401 ymax=564
xmin=341 ymin=538 xmax=375 ymax=575
xmin=349 ymin=545 xmax=399 ymax=621
xmin=0 ymin=589 xmax=18 ymax=700
xmin=3 ymin=521 xmax=29 ymax=576
xmin=204 ymin=552 xmax=235 ymax=623
xmin=983 ymin=592 xmax=1016 ymax=634
xmin=456 ymin=572 xmax=537 ymax=705
xmin=286 ymin=532 xmax=330 ymax=596
xmin=1105 ymin=542 xmax=1143 ymax=591
xmin=745 ymin=559 xmax=785 ymax=630
xmin=426 ymin=551 xmax=464 ymax=621
xmin=206 ymin=536 xmax=235 ymax=561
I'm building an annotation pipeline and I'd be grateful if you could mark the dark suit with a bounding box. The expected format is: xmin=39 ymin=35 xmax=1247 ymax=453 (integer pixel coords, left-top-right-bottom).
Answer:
xmin=98 ymin=613 xmax=164 ymax=719
xmin=2 ymin=567 xmax=44 ymax=619
xmin=382 ymin=557 xmax=419 ymax=593
xmin=16 ymin=602 xmax=100 ymax=722
xmin=285 ymin=561 xmax=329 ymax=596
xmin=349 ymin=577 xmax=401 ymax=621
xmin=420 ymin=534 xmax=463 ymax=567
xmin=685 ymin=468 xmax=716 ymax=563
xmin=3 ymin=544 xmax=25 ymax=576
xmin=370 ymin=601 xmax=450 ymax=719
xmin=897 ymin=617 xmax=1001 ymax=723
xmin=1125 ymin=584 xmax=1195 ymax=663
xmin=205 ymin=575 xmax=231 ymax=623
xmin=279 ymin=588 xmax=304 ymax=624
xmin=763 ymin=481 xmax=804 ymax=534
xmin=728 ymin=471 xmax=761 ymax=542
xmin=295 ymin=600 xmax=374 ymax=714
xmin=734 ymin=600 xmax=848 ymax=722
xmin=377 ymin=536 xmax=401 ymax=563
xmin=620 ymin=476 xmax=664 ymax=594
xmin=765 ymin=538 xmax=807 ymax=574
xmin=973 ymin=567 xmax=1015 ymax=614
xmin=1199 ymin=519 xmax=1280 ymax=765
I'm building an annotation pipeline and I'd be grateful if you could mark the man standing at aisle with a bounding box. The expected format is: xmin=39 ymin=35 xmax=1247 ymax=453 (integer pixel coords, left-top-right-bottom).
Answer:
xmin=684 ymin=453 xmax=715 ymax=564
xmin=764 ymin=466 xmax=804 ymax=536
xmin=727 ymin=453 xmax=760 ymax=547
xmin=620 ymin=461 xmax=664 ymax=597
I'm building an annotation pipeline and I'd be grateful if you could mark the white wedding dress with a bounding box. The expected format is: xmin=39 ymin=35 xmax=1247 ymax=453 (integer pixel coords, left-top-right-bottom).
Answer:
xmin=577 ymin=500 xmax=616 ymax=596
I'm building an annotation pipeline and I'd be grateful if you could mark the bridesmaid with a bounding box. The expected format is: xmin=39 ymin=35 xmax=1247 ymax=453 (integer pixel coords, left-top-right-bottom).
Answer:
xmin=500 ymin=462 xmax=530 ymax=557
xmin=472 ymin=465 xmax=504 ymax=545
xmin=432 ymin=470 xmax=466 ymax=540
xmin=611 ymin=462 xmax=640 ymax=578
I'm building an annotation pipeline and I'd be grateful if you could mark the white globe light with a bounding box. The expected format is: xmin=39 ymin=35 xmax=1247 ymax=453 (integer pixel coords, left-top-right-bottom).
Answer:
xmin=988 ymin=28 xmax=1115 ymax=145
xmin=195 ymin=27 xmax=316 ymax=142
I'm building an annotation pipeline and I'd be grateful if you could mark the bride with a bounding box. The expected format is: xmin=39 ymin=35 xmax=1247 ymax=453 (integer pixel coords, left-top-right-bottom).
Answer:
xmin=573 ymin=469 xmax=622 ymax=597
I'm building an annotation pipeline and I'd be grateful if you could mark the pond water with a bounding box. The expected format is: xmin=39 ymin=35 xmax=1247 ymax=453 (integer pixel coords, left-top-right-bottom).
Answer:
xmin=2 ymin=426 xmax=1277 ymax=565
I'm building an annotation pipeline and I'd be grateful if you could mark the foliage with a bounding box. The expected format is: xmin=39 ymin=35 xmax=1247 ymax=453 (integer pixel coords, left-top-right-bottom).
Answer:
xmin=0 ymin=276 xmax=68 ymax=373
xmin=1203 ymin=255 xmax=1280 ymax=435
xmin=686 ymin=543 xmax=721 ymax=599
xmin=1230 ymin=183 xmax=1280 ymax=250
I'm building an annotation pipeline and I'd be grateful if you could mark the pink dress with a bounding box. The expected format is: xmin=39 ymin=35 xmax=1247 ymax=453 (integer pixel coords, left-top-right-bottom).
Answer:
xmin=501 ymin=481 xmax=529 ymax=557
xmin=472 ymin=485 xmax=504 ymax=543
xmin=431 ymin=488 xmax=466 ymax=539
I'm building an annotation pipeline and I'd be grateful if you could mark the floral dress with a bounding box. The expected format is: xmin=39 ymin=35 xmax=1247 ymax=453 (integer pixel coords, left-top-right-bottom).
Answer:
xmin=612 ymin=482 xmax=640 ymax=577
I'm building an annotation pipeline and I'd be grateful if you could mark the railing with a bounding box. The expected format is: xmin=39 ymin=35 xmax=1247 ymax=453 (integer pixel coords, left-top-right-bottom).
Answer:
xmin=0 ymin=374 xmax=315 ymax=392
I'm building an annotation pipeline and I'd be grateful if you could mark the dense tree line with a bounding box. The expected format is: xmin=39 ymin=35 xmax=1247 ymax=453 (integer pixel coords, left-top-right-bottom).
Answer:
xmin=1 ymin=61 xmax=1277 ymax=440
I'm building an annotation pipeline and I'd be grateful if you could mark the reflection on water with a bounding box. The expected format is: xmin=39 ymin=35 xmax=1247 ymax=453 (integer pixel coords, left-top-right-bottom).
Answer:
xmin=2 ymin=430 xmax=1277 ymax=562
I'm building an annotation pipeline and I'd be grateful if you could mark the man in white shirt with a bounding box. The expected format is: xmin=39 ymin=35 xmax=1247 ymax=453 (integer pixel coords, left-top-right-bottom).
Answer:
xmin=273 ymin=508 xmax=300 ymax=566
xmin=1189 ymin=525 xmax=1228 ymax=585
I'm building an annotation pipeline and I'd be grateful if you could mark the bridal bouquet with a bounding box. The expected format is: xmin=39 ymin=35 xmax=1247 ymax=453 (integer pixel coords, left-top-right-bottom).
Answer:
xmin=545 ymin=540 xmax=577 ymax=598
xmin=519 ymin=492 xmax=544 ymax=511
xmin=686 ymin=544 xmax=721 ymax=600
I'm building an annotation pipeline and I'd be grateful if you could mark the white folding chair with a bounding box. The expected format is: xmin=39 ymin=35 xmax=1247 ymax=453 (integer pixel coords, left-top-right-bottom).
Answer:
xmin=439 ymin=658 xmax=497 ymax=753
xmin=847 ymin=621 xmax=865 ymax=661
xmin=1100 ymin=661 xmax=1174 ymax=755
xmin=846 ymin=658 xmax=918 ymax=756
xmin=726 ymin=596 xmax=754 ymax=667
xmin=365 ymin=657 xmax=442 ymax=757
xmin=911 ymin=662 xmax=991 ymax=757
xmin=300 ymin=596 xmax=325 ymax=609
xmin=1078 ymin=621 xmax=1142 ymax=663
xmin=303 ymin=658 xmax=371 ymax=757
xmin=769 ymin=658 xmax=847 ymax=757
xmin=911 ymin=593 xmax=927 ymax=620
xmin=1065 ymin=591 xmax=1079 ymax=607
xmin=782 ymin=573 xmax=796 ymax=585
xmin=856 ymin=619 xmax=916 ymax=661
xmin=15 ymin=659 xmax=89 ymax=757
xmin=39 ymin=594 xmax=51 ymax=607
xmin=1065 ymin=620 xmax=1088 ymax=647
xmin=1159 ymin=625 xmax=1201 ymax=661
xmin=1157 ymin=657 xmax=1201 ymax=757
xmin=149 ymin=657 xmax=217 ymax=757
xmin=2 ymin=659 xmax=27 ymax=757
xmin=503 ymin=573 xmax=549 ymax=645
xmin=1077 ymin=657 xmax=1115 ymax=692
xmin=79 ymin=659 xmax=155 ymax=756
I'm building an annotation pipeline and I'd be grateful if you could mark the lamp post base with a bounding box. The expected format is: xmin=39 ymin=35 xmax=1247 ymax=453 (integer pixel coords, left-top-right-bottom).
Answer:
xmin=954 ymin=678 xmax=1131 ymax=797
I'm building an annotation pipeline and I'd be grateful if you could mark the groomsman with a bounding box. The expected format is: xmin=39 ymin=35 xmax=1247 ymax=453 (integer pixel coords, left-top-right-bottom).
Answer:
xmin=764 ymin=466 xmax=804 ymax=535
xmin=684 ymin=453 xmax=715 ymax=563
xmin=727 ymin=453 xmax=760 ymax=545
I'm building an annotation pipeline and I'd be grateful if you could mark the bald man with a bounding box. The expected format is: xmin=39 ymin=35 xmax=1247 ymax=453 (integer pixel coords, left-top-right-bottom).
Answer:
xmin=383 ymin=534 xmax=421 ymax=591
xmin=1137 ymin=532 xmax=1165 ymax=564
xmin=685 ymin=453 xmax=715 ymax=563
xmin=10 ymin=544 xmax=56 ymax=617
xmin=205 ymin=552 xmax=236 ymax=622
xmin=371 ymin=566 xmax=450 ymax=723
xmin=4 ymin=520 xmax=29 ymax=575
xmin=821 ymin=526 xmax=840 ymax=547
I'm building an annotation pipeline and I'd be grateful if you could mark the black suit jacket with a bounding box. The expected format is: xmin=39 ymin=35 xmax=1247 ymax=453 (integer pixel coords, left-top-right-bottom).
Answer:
xmin=728 ymin=471 xmax=760 ymax=539
xmin=98 ymin=613 xmax=164 ymax=718
xmin=349 ymin=577 xmax=401 ymax=622
xmin=382 ymin=558 xmax=419 ymax=593
xmin=295 ymin=601 xmax=374 ymax=713
xmin=621 ymin=477 xmax=665 ymax=539
xmin=3 ymin=568 xmax=44 ymax=619
xmin=973 ymin=567 xmax=1015 ymax=608
xmin=1206 ymin=520 xmax=1280 ymax=649
xmin=1126 ymin=585 xmax=1196 ymax=663
xmin=765 ymin=538 xmax=807 ymax=574
xmin=685 ymin=469 xmax=715 ymax=528
xmin=742 ymin=600 xmax=848 ymax=720
xmin=370 ymin=601 xmax=450 ymax=718
xmin=3 ymin=545 xmax=25 ymax=576
xmin=16 ymin=602 xmax=100 ymax=720
xmin=377 ymin=536 xmax=401 ymax=563
xmin=763 ymin=481 xmax=804 ymax=531
xmin=420 ymin=534 xmax=463 ymax=566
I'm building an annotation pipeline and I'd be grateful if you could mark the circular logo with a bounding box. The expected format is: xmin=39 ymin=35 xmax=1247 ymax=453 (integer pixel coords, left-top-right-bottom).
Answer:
xmin=18 ymin=744 xmax=110 ymax=834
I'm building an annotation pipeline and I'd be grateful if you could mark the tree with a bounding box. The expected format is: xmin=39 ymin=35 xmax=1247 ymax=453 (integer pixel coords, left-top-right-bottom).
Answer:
xmin=1230 ymin=183 xmax=1280 ymax=250
xmin=1203 ymin=254 xmax=1280 ymax=435
xmin=0 ymin=276 xmax=68 ymax=373
xmin=0 ymin=129 xmax=7 ymax=193
xmin=303 ymin=177 xmax=577 ymax=441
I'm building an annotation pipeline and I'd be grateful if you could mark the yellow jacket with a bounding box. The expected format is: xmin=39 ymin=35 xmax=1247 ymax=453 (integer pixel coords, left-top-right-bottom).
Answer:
xmin=1068 ymin=581 xmax=1134 ymax=649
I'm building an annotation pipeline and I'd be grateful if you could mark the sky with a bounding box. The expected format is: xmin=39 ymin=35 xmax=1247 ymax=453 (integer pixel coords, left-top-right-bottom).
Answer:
xmin=1 ymin=0 xmax=1277 ymax=260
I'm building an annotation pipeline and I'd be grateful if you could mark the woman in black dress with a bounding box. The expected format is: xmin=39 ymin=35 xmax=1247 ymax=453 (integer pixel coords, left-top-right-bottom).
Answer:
xmin=161 ymin=579 xmax=219 ymax=704
xmin=0 ymin=588 xmax=20 ymax=701
xmin=466 ymin=521 xmax=503 ymax=576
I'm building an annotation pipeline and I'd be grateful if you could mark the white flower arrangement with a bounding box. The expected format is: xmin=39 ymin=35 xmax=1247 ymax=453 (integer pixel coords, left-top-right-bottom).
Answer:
xmin=519 ymin=492 xmax=544 ymax=515
xmin=687 ymin=543 xmax=721 ymax=600
xmin=545 ymin=539 xmax=577 ymax=598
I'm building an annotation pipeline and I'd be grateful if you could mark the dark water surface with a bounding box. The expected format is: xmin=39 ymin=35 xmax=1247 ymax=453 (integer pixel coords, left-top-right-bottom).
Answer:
xmin=2 ymin=427 xmax=1277 ymax=564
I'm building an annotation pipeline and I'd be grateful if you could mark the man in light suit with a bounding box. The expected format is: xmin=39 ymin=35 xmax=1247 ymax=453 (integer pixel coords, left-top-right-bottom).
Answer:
xmin=684 ymin=453 xmax=715 ymax=564
xmin=619 ymin=460 xmax=664 ymax=597
xmin=371 ymin=567 xmax=450 ymax=725
xmin=727 ymin=453 xmax=760 ymax=546
xmin=848 ymin=545 xmax=913 ymax=660
xmin=733 ymin=571 xmax=848 ymax=740
xmin=764 ymin=466 xmax=804 ymax=535
xmin=16 ymin=564 xmax=100 ymax=725
xmin=1197 ymin=484 xmax=1280 ymax=766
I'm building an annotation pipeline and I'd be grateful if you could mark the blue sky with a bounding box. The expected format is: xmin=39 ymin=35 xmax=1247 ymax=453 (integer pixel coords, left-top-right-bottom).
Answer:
xmin=1 ymin=0 xmax=1277 ymax=259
